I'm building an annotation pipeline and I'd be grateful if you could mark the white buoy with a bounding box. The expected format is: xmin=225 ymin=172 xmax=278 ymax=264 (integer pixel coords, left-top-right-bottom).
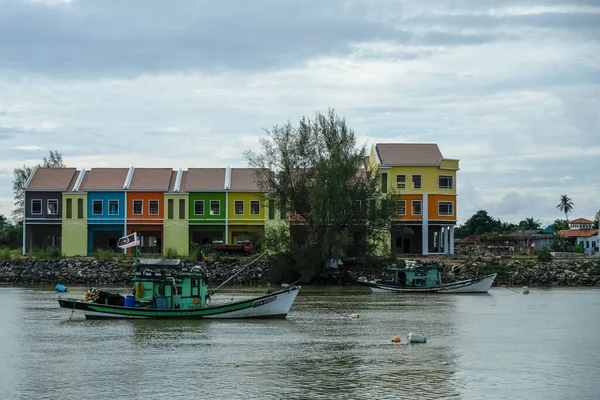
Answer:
xmin=350 ymin=313 xmax=360 ymax=318
xmin=407 ymin=332 xmax=427 ymax=343
xmin=522 ymin=286 xmax=530 ymax=294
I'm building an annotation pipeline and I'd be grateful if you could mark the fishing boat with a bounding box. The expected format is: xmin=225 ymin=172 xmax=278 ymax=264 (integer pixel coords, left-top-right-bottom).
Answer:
xmin=357 ymin=263 xmax=496 ymax=293
xmin=58 ymin=233 xmax=300 ymax=319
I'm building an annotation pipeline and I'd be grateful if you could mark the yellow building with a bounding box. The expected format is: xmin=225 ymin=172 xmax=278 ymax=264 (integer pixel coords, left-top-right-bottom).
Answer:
xmin=370 ymin=143 xmax=459 ymax=255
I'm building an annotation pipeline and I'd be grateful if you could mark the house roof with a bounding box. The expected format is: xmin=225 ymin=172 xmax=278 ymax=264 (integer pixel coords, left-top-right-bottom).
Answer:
xmin=569 ymin=218 xmax=593 ymax=224
xmin=65 ymin=170 xmax=82 ymax=193
xmin=559 ymin=229 xmax=598 ymax=238
xmin=129 ymin=168 xmax=172 ymax=191
xmin=184 ymin=168 xmax=226 ymax=191
xmin=26 ymin=168 xmax=77 ymax=191
xmin=375 ymin=143 xmax=443 ymax=166
xmin=230 ymin=168 xmax=261 ymax=191
xmin=79 ymin=168 xmax=129 ymax=191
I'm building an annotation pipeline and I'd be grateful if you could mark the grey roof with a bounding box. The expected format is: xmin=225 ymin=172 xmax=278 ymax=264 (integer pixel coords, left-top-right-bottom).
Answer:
xmin=375 ymin=143 xmax=443 ymax=166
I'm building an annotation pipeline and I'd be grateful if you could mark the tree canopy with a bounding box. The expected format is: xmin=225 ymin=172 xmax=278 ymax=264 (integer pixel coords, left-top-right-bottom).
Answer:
xmin=245 ymin=109 xmax=390 ymax=281
xmin=455 ymin=210 xmax=503 ymax=237
xmin=556 ymin=194 xmax=574 ymax=223
xmin=12 ymin=150 xmax=64 ymax=221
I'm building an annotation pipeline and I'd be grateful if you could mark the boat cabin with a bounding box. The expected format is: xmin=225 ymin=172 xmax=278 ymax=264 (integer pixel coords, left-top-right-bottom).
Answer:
xmin=132 ymin=258 xmax=210 ymax=310
xmin=388 ymin=265 xmax=443 ymax=288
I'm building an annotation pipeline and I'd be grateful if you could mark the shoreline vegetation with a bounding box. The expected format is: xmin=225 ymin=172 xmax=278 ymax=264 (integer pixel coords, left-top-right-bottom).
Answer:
xmin=1 ymin=249 xmax=599 ymax=287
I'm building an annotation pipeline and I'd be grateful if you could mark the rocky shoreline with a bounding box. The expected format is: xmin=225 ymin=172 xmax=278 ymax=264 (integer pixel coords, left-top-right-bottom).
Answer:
xmin=0 ymin=254 xmax=599 ymax=287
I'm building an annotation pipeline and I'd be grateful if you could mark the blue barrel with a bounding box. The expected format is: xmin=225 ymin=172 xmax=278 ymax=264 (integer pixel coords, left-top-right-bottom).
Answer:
xmin=124 ymin=295 xmax=135 ymax=307
xmin=55 ymin=284 xmax=68 ymax=292
xmin=155 ymin=296 xmax=167 ymax=309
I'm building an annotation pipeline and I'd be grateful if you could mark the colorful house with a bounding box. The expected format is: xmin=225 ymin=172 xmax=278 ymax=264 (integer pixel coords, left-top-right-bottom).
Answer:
xmin=369 ymin=143 xmax=459 ymax=255
xmin=559 ymin=218 xmax=599 ymax=254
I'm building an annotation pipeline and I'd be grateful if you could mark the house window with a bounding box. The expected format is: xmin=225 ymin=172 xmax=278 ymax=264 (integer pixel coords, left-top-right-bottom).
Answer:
xmin=396 ymin=200 xmax=406 ymax=216
xmin=66 ymin=198 xmax=72 ymax=219
xmin=167 ymin=199 xmax=174 ymax=219
xmin=149 ymin=200 xmax=159 ymax=215
xmin=77 ymin=198 xmax=84 ymax=218
xmin=353 ymin=200 xmax=362 ymax=216
xmin=133 ymin=200 xmax=143 ymax=215
xmin=586 ymin=241 xmax=590 ymax=249
xmin=439 ymin=201 xmax=454 ymax=216
xmin=93 ymin=200 xmax=103 ymax=215
xmin=47 ymin=199 xmax=58 ymax=215
xmin=268 ymin=199 xmax=275 ymax=220
xmin=396 ymin=174 xmax=406 ymax=189
xmin=32 ymin=199 xmax=42 ymax=215
xmin=194 ymin=200 xmax=204 ymax=215
xmin=412 ymin=200 xmax=422 ymax=215
xmin=439 ymin=175 xmax=453 ymax=190
xmin=109 ymin=200 xmax=119 ymax=215
xmin=250 ymin=200 xmax=260 ymax=215
xmin=234 ymin=200 xmax=244 ymax=215
xmin=279 ymin=199 xmax=287 ymax=219
xmin=210 ymin=200 xmax=220 ymax=215
xmin=381 ymin=173 xmax=388 ymax=194
xmin=412 ymin=175 xmax=422 ymax=189
xmin=179 ymin=199 xmax=186 ymax=219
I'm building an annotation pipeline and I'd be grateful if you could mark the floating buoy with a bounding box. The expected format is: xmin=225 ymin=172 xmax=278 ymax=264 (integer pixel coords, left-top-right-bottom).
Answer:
xmin=55 ymin=283 xmax=68 ymax=293
xmin=522 ymin=286 xmax=530 ymax=294
xmin=392 ymin=336 xmax=401 ymax=343
xmin=350 ymin=313 xmax=360 ymax=318
xmin=407 ymin=332 xmax=427 ymax=343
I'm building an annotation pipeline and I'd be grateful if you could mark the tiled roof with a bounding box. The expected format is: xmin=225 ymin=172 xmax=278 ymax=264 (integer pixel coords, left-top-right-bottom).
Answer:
xmin=26 ymin=168 xmax=77 ymax=191
xmin=65 ymin=170 xmax=82 ymax=193
xmin=184 ymin=168 xmax=226 ymax=191
xmin=79 ymin=168 xmax=129 ymax=191
xmin=167 ymin=171 xmax=178 ymax=192
xmin=569 ymin=218 xmax=593 ymax=224
xmin=559 ymin=229 xmax=598 ymax=238
xmin=129 ymin=168 xmax=172 ymax=191
xmin=375 ymin=143 xmax=443 ymax=166
xmin=230 ymin=168 xmax=261 ymax=191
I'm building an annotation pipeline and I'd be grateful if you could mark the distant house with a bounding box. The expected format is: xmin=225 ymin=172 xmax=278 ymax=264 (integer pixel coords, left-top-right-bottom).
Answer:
xmin=559 ymin=218 xmax=599 ymax=254
xmin=454 ymin=229 xmax=553 ymax=254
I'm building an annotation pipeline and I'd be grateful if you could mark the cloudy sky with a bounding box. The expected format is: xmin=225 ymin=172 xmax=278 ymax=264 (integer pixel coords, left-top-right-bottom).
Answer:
xmin=0 ymin=0 xmax=598 ymax=226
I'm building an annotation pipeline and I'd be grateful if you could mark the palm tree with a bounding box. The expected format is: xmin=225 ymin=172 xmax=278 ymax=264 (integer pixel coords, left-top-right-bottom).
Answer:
xmin=556 ymin=194 xmax=574 ymax=223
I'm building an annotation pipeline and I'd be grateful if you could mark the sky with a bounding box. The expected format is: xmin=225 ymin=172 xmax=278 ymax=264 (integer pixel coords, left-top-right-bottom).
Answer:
xmin=0 ymin=0 xmax=599 ymax=226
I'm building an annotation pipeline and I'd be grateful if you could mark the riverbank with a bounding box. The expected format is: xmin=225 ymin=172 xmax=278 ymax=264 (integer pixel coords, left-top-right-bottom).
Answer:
xmin=0 ymin=253 xmax=599 ymax=287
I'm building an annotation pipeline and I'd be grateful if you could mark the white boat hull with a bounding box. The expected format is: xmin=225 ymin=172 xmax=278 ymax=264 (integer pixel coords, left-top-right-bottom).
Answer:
xmin=365 ymin=273 xmax=497 ymax=294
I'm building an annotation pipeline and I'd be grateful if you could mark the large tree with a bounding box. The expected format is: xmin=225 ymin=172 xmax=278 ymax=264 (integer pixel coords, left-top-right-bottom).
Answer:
xmin=456 ymin=210 xmax=503 ymax=237
xmin=518 ymin=217 xmax=541 ymax=230
xmin=12 ymin=150 xmax=64 ymax=221
xmin=245 ymin=109 xmax=390 ymax=281
xmin=556 ymin=194 xmax=574 ymax=223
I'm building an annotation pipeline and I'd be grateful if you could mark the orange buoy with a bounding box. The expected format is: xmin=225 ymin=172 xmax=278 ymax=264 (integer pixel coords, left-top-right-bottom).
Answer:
xmin=392 ymin=336 xmax=401 ymax=343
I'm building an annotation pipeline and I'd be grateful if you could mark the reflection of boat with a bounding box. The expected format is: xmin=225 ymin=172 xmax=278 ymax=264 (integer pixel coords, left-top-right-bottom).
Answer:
xmin=58 ymin=257 xmax=300 ymax=319
xmin=357 ymin=264 xmax=496 ymax=293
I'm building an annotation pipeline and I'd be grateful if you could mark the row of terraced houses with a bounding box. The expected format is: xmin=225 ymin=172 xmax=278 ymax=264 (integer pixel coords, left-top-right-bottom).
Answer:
xmin=22 ymin=143 xmax=459 ymax=256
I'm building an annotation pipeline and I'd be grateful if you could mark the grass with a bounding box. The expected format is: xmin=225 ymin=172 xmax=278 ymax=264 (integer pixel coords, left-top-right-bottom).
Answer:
xmin=92 ymin=249 xmax=115 ymax=261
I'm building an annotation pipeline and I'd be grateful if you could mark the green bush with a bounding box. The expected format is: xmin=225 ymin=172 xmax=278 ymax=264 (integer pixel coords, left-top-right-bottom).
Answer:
xmin=164 ymin=247 xmax=178 ymax=259
xmin=537 ymin=246 xmax=552 ymax=262
xmin=0 ymin=247 xmax=11 ymax=261
xmin=93 ymin=249 xmax=115 ymax=261
xmin=30 ymin=247 xmax=62 ymax=259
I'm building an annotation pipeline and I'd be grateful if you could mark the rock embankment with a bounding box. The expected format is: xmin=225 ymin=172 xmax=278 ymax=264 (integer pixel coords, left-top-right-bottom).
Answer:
xmin=0 ymin=257 xmax=271 ymax=286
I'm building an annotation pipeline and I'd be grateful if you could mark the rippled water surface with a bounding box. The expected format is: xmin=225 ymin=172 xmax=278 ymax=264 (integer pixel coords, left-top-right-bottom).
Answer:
xmin=1 ymin=286 xmax=599 ymax=399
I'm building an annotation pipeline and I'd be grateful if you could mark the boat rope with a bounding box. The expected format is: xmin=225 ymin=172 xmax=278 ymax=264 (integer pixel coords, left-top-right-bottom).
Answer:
xmin=209 ymin=252 xmax=267 ymax=295
xmin=299 ymin=293 xmax=352 ymax=319
xmin=500 ymin=285 xmax=521 ymax=294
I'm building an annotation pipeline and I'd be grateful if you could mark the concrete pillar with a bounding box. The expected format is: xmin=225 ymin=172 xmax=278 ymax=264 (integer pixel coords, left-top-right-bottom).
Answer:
xmin=450 ymin=226 xmax=455 ymax=254
xmin=444 ymin=226 xmax=450 ymax=254
xmin=422 ymin=194 xmax=428 ymax=255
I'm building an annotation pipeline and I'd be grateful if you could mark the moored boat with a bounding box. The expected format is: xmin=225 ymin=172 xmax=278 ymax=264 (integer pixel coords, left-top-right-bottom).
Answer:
xmin=357 ymin=263 xmax=496 ymax=294
xmin=58 ymin=256 xmax=300 ymax=320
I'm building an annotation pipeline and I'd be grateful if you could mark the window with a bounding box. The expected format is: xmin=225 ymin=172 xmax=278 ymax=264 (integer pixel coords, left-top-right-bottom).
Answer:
xmin=381 ymin=173 xmax=388 ymax=194
xmin=279 ymin=199 xmax=287 ymax=218
xmin=353 ymin=200 xmax=362 ymax=215
xmin=167 ymin=199 xmax=174 ymax=219
xmin=250 ymin=200 xmax=260 ymax=215
xmin=133 ymin=200 xmax=143 ymax=215
xmin=268 ymin=199 xmax=275 ymax=220
xmin=396 ymin=174 xmax=406 ymax=189
xmin=234 ymin=200 xmax=244 ymax=215
xmin=47 ymin=199 xmax=58 ymax=215
xmin=381 ymin=199 xmax=389 ymax=216
xmin=194 ymin=200 xmax=204 ymax=215
xmin=109 ymin=200 xmax=119 ymax=215
xmin=66 ymin=198 xmax=72 ymax=219
xmin=439 ymin=175 xmax=453 ymax=190
xmin=149 ymin=200 xmax=159 ymax=215
xmin=93 ymin=200 xmax=103 ymax=215
xmin=210 ymin=200 xmax=220 ymax=215
xmin=439 ymin=201 xmax=454 ymax=216
xmin=586 ymin=241 xmax=590 ymax=249
xmin=412 ymin=200 xmax=422 ymax=215
xmin=396 ymin=200 xmax=406 ymax=216
xmin=77 ymin=198 xmax=84 ymax=218
xmin=179 ymin=199 xmax=186 ymax=219
xmin=412 ymin=175 xmax=422 ymax=189
xmin=32 ymin=199 xmax=42 ymax=215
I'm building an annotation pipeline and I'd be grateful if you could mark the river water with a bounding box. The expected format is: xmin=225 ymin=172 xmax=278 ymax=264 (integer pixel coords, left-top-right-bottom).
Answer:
xmin=1 ymin=285 xmax=599 ymax=400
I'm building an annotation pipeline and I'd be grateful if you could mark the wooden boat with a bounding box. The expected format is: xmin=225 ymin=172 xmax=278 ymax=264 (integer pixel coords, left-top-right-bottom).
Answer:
xmin=58 ymin=257 xmax=300 ymax=319
xmin=357 ymin=264 xmax=496 ymax=293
